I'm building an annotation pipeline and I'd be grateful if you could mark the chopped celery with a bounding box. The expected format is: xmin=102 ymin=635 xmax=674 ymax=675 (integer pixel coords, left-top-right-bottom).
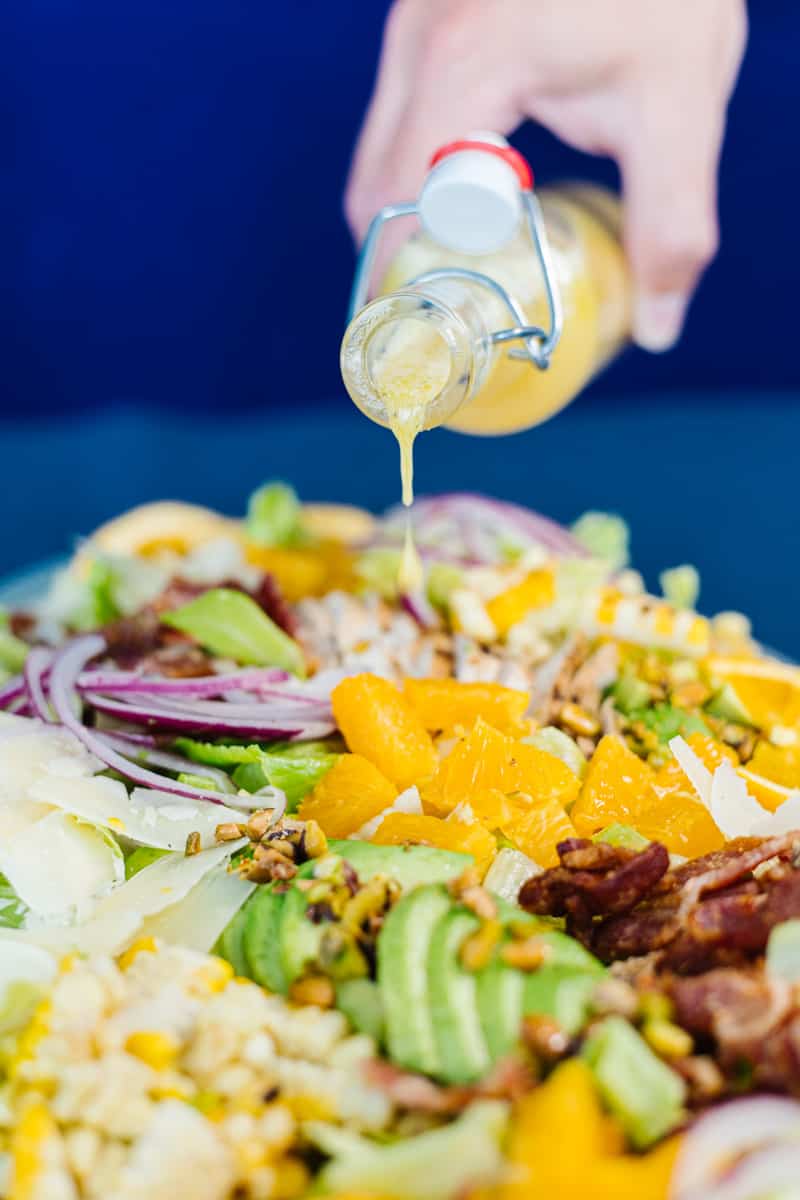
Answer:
xmin=426 ymin=563 xmax=464 ymax=610
xmin=660 ymin=564 xmax=700 ymax=611
xmin=162 ymin=588 xmax=306 ymax=675
xmin=593 ymin=824 xmax=650 ymax=851
xmin=571 ymin=512 xmax=630 ymax=570
xmin=767 ymin=920 xmax=800 ymax=982
xmin=483 ymin=848 xmax=541 ymax=903
xmin=524 ymin=726 xmax=587 ymax=779
xmin=0 ymin=618 xmax=29 ymax=672
xmin=628 ymin=702 xmax=709 ymax=744
xmin=246 ymin=481 xmax=304 ymax=547
xmin=611 ymin=671 xmax=651 ymax=716
xmin=582 ymin=1016 xmax=686 ymax=1148
xmin=0 ymin=873 xmax=28 ymax=928
xmin=125 ymin=846 xmax=170 ymax=880
xmin=354 ymin=548 xmax=401 ymax=599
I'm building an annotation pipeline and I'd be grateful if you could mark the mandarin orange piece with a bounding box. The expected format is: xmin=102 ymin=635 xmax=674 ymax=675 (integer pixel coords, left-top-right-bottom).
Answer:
xmin=501 ymin=793 xmax=577 ymax=868
xmin=748 ymin=741 xmax=800 ymax=789
xmin=297 ymin=753 xmax=396 ymax=839
xmin=571 ymin=735 xmax=656 ymax=838
xmin=705 ymin=655 xmax=800 ymax=729
xmin=512 ymin=743 xmax=581 ymax=810
xmin=485 ymin=568 xmax=556 ymax=637
xmin=371 ymin=812 xmax=497 ymax=873
xmin=331 ymin=674 xmax=438 ymax=791
xmin=634 ymin=789 xmax=724 ymax=857
xmin=655 ymin=733 xmax=736 ymax=794
xmin=402 ymin=678 xmax=529 ymax=734
xmin=423 ymin=718 xmax=518 ymax=816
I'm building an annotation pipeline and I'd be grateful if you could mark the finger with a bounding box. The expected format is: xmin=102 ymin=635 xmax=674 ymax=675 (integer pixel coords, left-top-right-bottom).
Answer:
xmin=619 ymin=80 xmax=727 ymax=352
xmin=346 ymin=7 xmax=523 ymax=242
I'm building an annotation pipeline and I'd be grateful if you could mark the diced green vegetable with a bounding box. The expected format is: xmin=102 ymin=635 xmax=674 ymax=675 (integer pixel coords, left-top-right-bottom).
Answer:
xmin=628 ymin=702 xmax=709 ymax=744
xmin=245 ymin=481 xmax=304 ymax=548
xmin=660 ymin=564 xmax=700 ymax=611
xmin=582 ymin=1016 xmax=686 ymax=1148
xmin=767 ymin=920 xmax=800 ymax=982
xmin=354 ymin=548 xmax=401 ymax=599
xmin=611 ymin=671 xmax=651 ymax=716
xmin=177 ymin=772 xmax=222 ymax=793
xmin=174 ymin=739 xmax=262 ymax=767
xmin=482 ymin=848 xmax=541 ymax=903
xmin=524 ymin=726 xmax=587 ymax=779
xmin=162 ymin=588 xmax=306 ymax=675
xmin=0 ymin=874 xmax=28 ymax=928
xmin=571 ymin=512 xmax=630 ymax=571
xmin=125 ymin=846 xmax=170 ymax=880
xmin=593 ymin=824 xmax=650 ymax=851
xmin=426 ymin=563 xmax=464 ymax=610
xmin=233 ymin=752 xmax=337 ymax=809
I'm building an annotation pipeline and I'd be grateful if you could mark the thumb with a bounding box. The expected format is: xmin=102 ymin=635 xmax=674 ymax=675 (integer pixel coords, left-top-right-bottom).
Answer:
xmin=621 ymin=90 xmax=724 ymax=353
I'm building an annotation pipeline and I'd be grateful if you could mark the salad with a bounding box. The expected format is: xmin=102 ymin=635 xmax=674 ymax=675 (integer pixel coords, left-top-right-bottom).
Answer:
xmin=1 ymin=483 xmax=800 ymax=1200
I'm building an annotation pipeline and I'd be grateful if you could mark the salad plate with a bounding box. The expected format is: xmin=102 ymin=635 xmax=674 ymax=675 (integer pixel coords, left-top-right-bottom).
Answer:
xmin=1 ymin=484 xmax=800 ymax=1200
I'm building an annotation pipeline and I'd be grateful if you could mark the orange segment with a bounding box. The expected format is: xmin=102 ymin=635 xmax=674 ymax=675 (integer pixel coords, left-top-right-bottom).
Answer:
xmin=402 ymin=678 xmax=529 ymax=735
xmin=297 ymin=754 xmax=396 ymax=838
xmin=501 ymin=794 xmax=578 ymax=867
xmin=571 ymin=736 xmax=656 ymax=837
xmin=634 ymin=789 xmax=724 ymax=857
xmin=423 ymin=719 xmax=579 ymax=819
xmin=244 ymin=542 xmax=354 ymax=600
xmin=332 ymin=674 xmax=438 ymax=791
xmin=705 ymin=656 xmax=800 ymax=729
xmin=748 ymin=741 xmax=800 ymax=789
xmin=371 ymin=812 xmax=497 ymax=874
xmin=737 ymin=768 xmax=794 ymax=813
xmin=485 ymin=568 xmax=555 ymax=637
xmin=655 ymin=733 xmax=736 ymax=792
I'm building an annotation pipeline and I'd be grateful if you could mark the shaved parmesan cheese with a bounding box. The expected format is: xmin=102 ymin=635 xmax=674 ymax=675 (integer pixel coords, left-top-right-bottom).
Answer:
xmin=0 ymin=943 xmax=56 ymax=995
xmin=353 ymin=786 xmax=423 ymax=840
xmin=28 ymin=776 xmax=245 ymax=851
xmin=0 ymin=812 xmax=124 ymax=921
xmin=0 ymin=716 xmax=104 ymax=789
xmin=0 ymin=797 xmax=53 ymax=840
xmin=709 ymin=761 xmax=767 ymax=839
xmin=23 ymin=841 xmax=246 ymax=956
xmin=140 ymin=864 xmax=254 ymax=952
xmin=668 ymin=736 xmax=713 ymax=808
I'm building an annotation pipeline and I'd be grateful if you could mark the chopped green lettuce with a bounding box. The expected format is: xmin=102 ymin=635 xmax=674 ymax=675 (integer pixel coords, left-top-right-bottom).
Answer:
xmin=571 ymin=512 xmax=630 ymax=571
xmin=660 ymin=564 xmax=700 ymax=611
xmin=0 ymin=874 xmax=28 ymax=929
xmin=245 ymin=481 xmax=304 ymax=548
xmin=125 ymin=846 xmax=170 ymax=880
xmin=628 ymin=702 xmax=709 ymax=744
xmin=162 ymin=588 xmax=306 ymax=675
xmin=355 ymin=548 xmax=401 ymax=599
xmin=175 ymin=736 xmax=337 ymax=808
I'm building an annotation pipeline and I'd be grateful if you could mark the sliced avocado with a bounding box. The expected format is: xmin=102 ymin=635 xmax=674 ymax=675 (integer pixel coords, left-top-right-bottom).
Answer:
xmin=278 ymin=865 xmax=326 ymax=985
xmin=243 ymin=886 xmax=289 ymax=995
xmin=378 ymin=885 xmax=452 ymax=1076
xmin=522 ymin=967 xmax=598 ymax=1035
xmin=537 ymin=930 xmax=605 ymax=973
xmin=218 ymin=902 xmax=250 ymax=978
xmin=706 ymin=682 xmax=754 ymax=726
xmin=428 ymin=907 xmax=491 ymax=1085
xmin=329 ymin=840 xmax=471 ymax=891
xmin=476 ymin=955 xmax=525 ymax=1062
xmin=336 ymin=978 xmax=385 ymax=1043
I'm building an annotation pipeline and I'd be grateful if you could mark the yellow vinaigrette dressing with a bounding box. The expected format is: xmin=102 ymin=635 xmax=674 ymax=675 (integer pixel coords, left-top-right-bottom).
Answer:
xmin=341 ymin=137 xmax=631 ymax=590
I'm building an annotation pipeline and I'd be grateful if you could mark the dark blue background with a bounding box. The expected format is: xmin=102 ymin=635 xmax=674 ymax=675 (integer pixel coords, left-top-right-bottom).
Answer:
xmin=1 ymin=2 xmax=799 ymax=654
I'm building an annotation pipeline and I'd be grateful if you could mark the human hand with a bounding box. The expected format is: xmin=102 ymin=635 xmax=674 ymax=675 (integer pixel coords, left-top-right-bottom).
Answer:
xmin=345 ymin=0 xmax=747 ymax=351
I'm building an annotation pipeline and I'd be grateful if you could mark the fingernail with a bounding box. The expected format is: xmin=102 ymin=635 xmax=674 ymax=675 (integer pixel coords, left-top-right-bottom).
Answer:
xmin=633 ymin=292 xmax=688 ymax=353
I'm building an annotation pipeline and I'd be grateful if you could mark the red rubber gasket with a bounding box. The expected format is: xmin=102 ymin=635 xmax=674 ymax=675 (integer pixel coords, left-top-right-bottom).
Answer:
xmin=428 ymin=140 xmax=533 ymax=190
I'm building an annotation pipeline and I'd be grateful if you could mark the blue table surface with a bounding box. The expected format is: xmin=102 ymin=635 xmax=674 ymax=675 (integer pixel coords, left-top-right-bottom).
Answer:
xmin=2 ymin=391 xmax=798 ymax=658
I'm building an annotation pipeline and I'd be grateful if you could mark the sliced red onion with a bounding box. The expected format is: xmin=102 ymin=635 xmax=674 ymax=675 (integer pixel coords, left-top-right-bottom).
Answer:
xmin=97 ymin=733 xmax=237 ymax=795
xmin=23 ymin=647 xmax=54 ymax=722
xmin=84 ymin=691 xmax=325 ymax=738
xmin=673 ymin=1096 xmax=800 ymax=1200
xmin=49 ymin=636 xmax=253 ymax=806
xmin=0 ymin=674 xmax=26 ymax=708
xmin=77 ymin=666 xmax=290 ymax=697
xmin=683 ymin=1145 xmax=800 ymax=1200
xmin=400 ymin=591 xmax=441 ymax=631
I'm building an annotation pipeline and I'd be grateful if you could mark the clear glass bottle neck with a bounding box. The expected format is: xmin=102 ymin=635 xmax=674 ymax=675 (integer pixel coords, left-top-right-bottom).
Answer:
xmin=339 ymin=278 xmax=491 ymax=431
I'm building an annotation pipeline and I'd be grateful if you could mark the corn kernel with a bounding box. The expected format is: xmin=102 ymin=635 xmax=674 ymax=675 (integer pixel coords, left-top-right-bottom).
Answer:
xmin=193 ymin=958 xmax=235 ymax=995
xmin=118 ymin=937 xmax=158 ymax=971
xmin=124 ymin=1031 xmax=180 ymax=1070
xmin=643 ymin=1019 xmax=693 ymax=1060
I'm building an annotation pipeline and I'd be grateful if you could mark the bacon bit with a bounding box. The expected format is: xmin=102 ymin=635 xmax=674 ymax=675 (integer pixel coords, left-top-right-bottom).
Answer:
xmin=363 ymin=1056 xmax=534 ymax=1114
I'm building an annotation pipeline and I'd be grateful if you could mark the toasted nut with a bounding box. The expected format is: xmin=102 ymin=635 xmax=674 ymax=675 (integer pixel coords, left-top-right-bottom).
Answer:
xmin=447 ymin=866 xmax=481 ymax=900
xmin=678 ymin=1055 xmax=726 ymax=1101
xmin=185 ymin=831 xmax=201 ymax=856
xmin=244 ymin=846 xmax=297 ymax=883
xmin=590 ymin=978 xmax=638 ymax=1019
xmin=460 ymin=920 xmax=502 ymax=972
xmin=522 ymin=1014 xmax=570 ymax=1060
xmin=501 ymin=938 xmax=549 ymax=971
xmin=215 ymin=822 xmax=245 ymax=843
xmin=460 ymin=886 xmax=498 ymax=922
xmin=303 ymin=820 xmax=328 ymax=859
xmin=342 ymin=877 xmax=392 ymax=930
xmin=643 ymin=1019 xmax=693 ymax=1059
xmin=269 ymin=838 xmax=296 ymax=860
xmin=289 ymin=975 xmax=335 ymax=1008
xmin=559 ymin=703 xmax=600 ymax=737
xmin=246 ymin=810 xmax=275 ymax=841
